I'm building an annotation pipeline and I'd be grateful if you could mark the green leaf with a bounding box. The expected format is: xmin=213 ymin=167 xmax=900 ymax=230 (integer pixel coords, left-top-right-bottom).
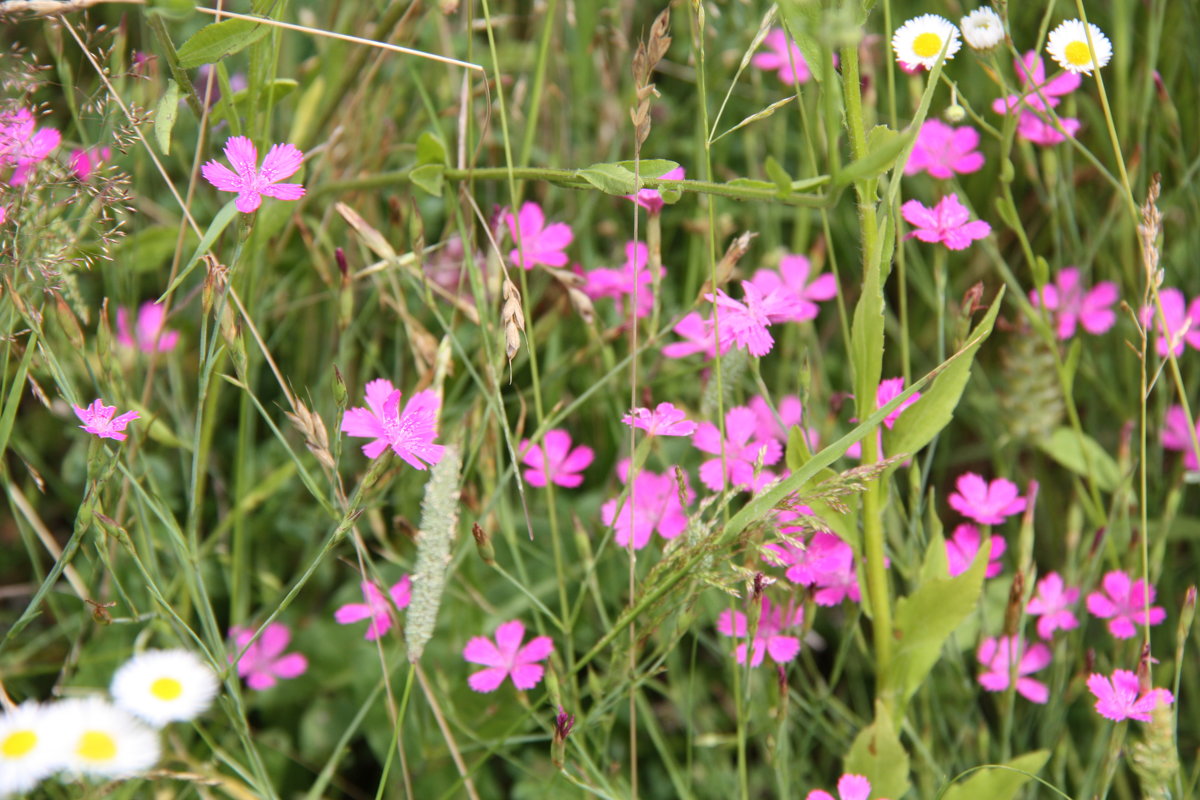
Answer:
xmin=849 ymin=224 xmax=885 ymax=424
xmin=576 ymin=162 xmax=638 ymax=195
xmin=225 ymin=78 xmax=298 ymax=112
xmin=160 ymin=200 xmax=240 ymax=299
xmin=410 ymin=164 xmax=445 ymax=197
xmin=154 ymin=81 xmax=180 ymax=155
xmin=835 ymin=125 xmax=913 ymax=186
xmin=726 ymin=178 xmax=777 ymax=191
xmin=941 ymin=751 xmax=1050 ymax=800
xmin=614 ymin=159 xmax=679 ymax=179
xmin=1036 ymin=427 xmax=1121 ymax=492
xmin=846 ymin=701 xmax=910 ymax=800
xmin=176 ymin=17 xmax=272 ymax=69
xmin=994 ymin=194 xmax=1020 ymax=229
xmin=887 ymin=287 xmax=1005 ymax=467
xmin=764 ymin=155 xmax=793 ymax=197
xmin=416 ymin=131 xmax=449 ymax=166
xmin=785 ymin=424 xmax=815 ymax=473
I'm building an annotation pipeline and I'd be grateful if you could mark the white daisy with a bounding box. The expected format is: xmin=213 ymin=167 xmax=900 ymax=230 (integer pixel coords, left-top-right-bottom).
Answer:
xmin=110 ymin=649 xmax=218 ymax=728
xmin=1046 ymin=19 xmax=1112 ymax=75
xmin=960 ymin=8 xmax=1005 ymax=51
xmin=892 ymin=14 xmax=962 ymax=71
xmin=49 ymin=697 xmax=161 ymax=779
xmin=0 ymin=702 xmax=63 ymax=796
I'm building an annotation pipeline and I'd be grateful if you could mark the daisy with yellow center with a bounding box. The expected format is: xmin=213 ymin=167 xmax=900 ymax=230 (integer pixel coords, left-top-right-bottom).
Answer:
xmin=0 ymin=702 xmax=62 ymax=796
xmin=1046 ymin=19 xmax=1112 ymax=75
xmin=51 ymin=697 xmax=160 ymax=778
xmin=110 ymin=648 xmax=218 ymax=728
xmin=892 ymin=14 xmax=962 ymax=71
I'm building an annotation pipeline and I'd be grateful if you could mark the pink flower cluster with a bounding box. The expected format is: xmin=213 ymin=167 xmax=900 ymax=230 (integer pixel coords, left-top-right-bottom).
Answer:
xmin=764 ymin=525 xmax=862 ymax=606
xmin=1087 ymin=669 xmax=1174 ymax=722
xmin=993 ymin=52 xmax=1082 ymax=146
xmin=906 ymin=120 xmax=985 ymax=180
xmin=716 ymin=595 xmax=804 ymax=667
xmin=1030 ymin=267 xmax=1118 ymax=340
xmin=580 ymin=241 xmax=660 ymax=319
xmin=1141 ymin=287 xmax=1200 ymax=357
xmin=1 ymin=107 xmax=61 ymax=184
xmin=601 ymin=459 xmax=694 ymax=550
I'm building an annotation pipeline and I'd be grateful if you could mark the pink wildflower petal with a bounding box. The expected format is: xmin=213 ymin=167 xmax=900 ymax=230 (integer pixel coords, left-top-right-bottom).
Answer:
xmin=364 ymin=378 xmax=398 ymax=418
xmin=766 ymin=635 xmax=801 ymax=663
xmin=509 ymin=663 xmax=546 ymax=690
xmin=259 ymin=182 xmax=305 ymax=201
xmin=224 ymin=135 xmax=258 ymax=178
xmin=235 ymin=191 xmax=263 ymax=214
xmin=271 ymin=652 xmax=308 ymax=679
xmin=389 ymin=576 xmax=412 ymax=609
xmin=334 ymin=603 xmax=372 ymax=625
xmin=259 ymin=142 xmax=304 ymax=182
xmin=200 ymin=162 xmax=242 ymax=192
xmin=837 ymin=774 xmax=873 ymax=800
xmin=536 ymin=222 xmax=575 ymax=253
xmin=467 ymin=667 xmax=509 ymax=693
xmin=257 ymin=622 xmax=291 ymax=659
xmin=517 ymin=635 xmax=555 ymax=664
xmin=806 ymin=792 xmax=837 ymax=800
xmin=246 ymin=672 xmax=278 ymax=691
xmin=339 ymin=407 xmax=387 ymax=441
xmin=1016 ymin=678 xmax=1050 ymax=704
xmin=716 ymin=609 xmax=747 ymax=637
xmin=462 ymin=636 xmax=504 ymax=667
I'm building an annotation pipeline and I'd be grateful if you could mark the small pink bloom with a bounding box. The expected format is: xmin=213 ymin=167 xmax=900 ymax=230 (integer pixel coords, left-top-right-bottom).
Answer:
xmin=462 ymin=620 xmax=554 ymax=692
xmin=581 ymin=241 xmax=660 ymax=319
xmin=73 ymin=399 xmax=139 ymax=441
xmin=1015 ymin=110 xmax=1081 ymax=146
xmin=334 ymin=578 xmax=412 ymax=640
xmin=625 ymin=165 xmax=684 ymax=214
xmin=501 ymin=201 xmax=573 ymax=269
xmin=876 ymin=377 xmax=920 ymax=429
xmin=229 ymin=623 xmax=308 ymax=690
xmin=748 ymin=253 xmax=837 ymax=323
xmin=0 ymin=205 xmax=7 ymax=225
xmin=1026 ymin=572 xmax=1080 ymax=640
xmin=902 ymin=194 xmax=991 ymax=251
xmin=977 ymin=635 xmax=1052 ymax=703
xmin=0 ymin=108 xmax=61 ymax=185
xmin=340 ymin=379 xmax=445 ymax=469
xmin=905 ymin=120 xmax=985 ymax=179
xmin=1162 ymin=405 xmax=1200 ymax=470
xmin=748 ymin=394 xmax=808 ymax=443
xmin=993 ymin=52 xmax=1081 ymax=115
xmin=706 ymin=281 xmax=804 ymax=357
xmin=945 ymin=524 xmax=1005 ymax=578
xmin=693 ymin=406 xmax=782 ymax=491
xmin=1141 ymin=287 xmax=1200 ymax=357
xmin=601 ymin=459 xmax=694 ymax=550
xmin=1030 ymin=267 xmax=1119 ymax=339
xmin=116 ymin=301 xmax=180 ymax=353
xmin=520 ymin=429 xmax=593 ymax=488
xmin=752 ymin=28 xmax=813 ymax=85
xmin=662 ymin=312 xmax=723 ymax=359
xmin=1087 ymin=669 xmax=1174 ymax=722
xmin=1086 ymin=570 xmax=1167 ymax=639
xmin=622 ymin=402 xmax=697 ymax=437
xmin=806 ymin=773 xmax=884 ymax=800
xmin=716 ymin=595 xmax=804 ymax=667
xmin=70 ymin=146 xmax=112 ymax=180
xmin=948 ymin=472 xmax=1026 ymax=525
xmin=201 ymin=135 xmax=305 ymax=213
xmin=765 ymin=530 xmax=858 ymax=606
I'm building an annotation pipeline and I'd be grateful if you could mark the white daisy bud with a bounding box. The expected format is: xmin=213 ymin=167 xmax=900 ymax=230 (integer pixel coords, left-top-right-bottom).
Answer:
xmin=960 ymin=8 xmax=1005 ymax=51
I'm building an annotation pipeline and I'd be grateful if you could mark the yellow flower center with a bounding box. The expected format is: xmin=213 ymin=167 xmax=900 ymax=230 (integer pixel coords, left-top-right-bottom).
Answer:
xmin=1064 ymin=40 xmax=1092 ymax=66
xmin=913 ymin=32 xmax=943 ymax=59
xmin=77 ymin=730 xmax=118 ymax=762
xmin=1 ymin=730 xmax=37 ymax=758
xmin=151 ymin=677 xmax=183 ymax=701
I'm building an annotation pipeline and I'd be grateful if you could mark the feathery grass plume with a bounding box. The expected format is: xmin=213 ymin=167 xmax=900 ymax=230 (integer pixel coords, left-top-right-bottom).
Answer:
xmin=406 ymin=443 xmax=462 ymax=663
xmin=999 ymin=326 xmax=1064 ymax=441
xmin=1139 ymin=173 xmax=1163 ymax=287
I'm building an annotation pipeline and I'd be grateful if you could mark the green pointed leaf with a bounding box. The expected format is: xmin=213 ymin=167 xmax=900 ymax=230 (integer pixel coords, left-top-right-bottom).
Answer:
xmin=614 ymin=159 xmax=679 ymax=179
xmin=154 ymin=80 xmax=180 ymax=155
xmin=176 ymin=17 xmax=272 ymax=69
xmin=941 ymin=751 xmax=1050 ymax=800
xmin=764 ymin=155 xmax=793 ymax=197
xmin=160 ymin=200 xmax=240 ymax=299
xmin=410 ymin=164 xmax=445 ymax=197
xmin=846 ymin=701 xmax=910 ymax=799
xmin=785 ymin=424 xmax=815 ymax=473
xmin=577 ymin=162 xmax=638 ymax=195
xmin=1036 ymin=427 xmax=1121 ymax=492
xmin=417 ymin=131 xmax=449 ymax=166
xmin=835 ymin=125 xmax=913 ymax=186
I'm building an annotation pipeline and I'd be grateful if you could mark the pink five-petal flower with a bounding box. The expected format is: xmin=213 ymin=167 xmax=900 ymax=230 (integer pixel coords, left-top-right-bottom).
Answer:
xmin=902 ymin=194 xmax=991 ymax=251
xmin=945 ymin=524 xmax=1005 ymax=578
xmin=201 ymin=135 xmax=305 ymax=213
xmin=764 ymin=530 xmax=859 ymax=605
xmin=340 ymin=379 xmax=445 ymax=469
xmin=876 ymin=377 xmax=920 ymax=429
xmin=1026 ymin=572 xmax=1081 ymax=640
xmin=502 ymin=201 xmax=573 ymax=269
xmin=462 ymin=620 xmax=554 ymax=692
xmin=806 ymin=773 xmax=883 ymax=800
xmin=116 ymin=301 xmax=180 ymax=353
xmin=993 ymin=51 xmax=1081 ymax=116
xmin=977 ymin=635 xmax=1052 ymax=703
xmin=705 ymin=281 xmax=804 ymax=357
xmin=1087 ymin=669 xmax=1174 ymax=722
xmin=748 ymin=253 xmax=838 ymax=323
xmin=662 ymin=311 xmax=724 ymax=359
xmin=622 ymin=401 xmax=697 ymax=437
xmin=1162 ymin=405 xmax=1200 ymax=470
xmin=601 ymin=459 xmax=695 ymax=549
xmin=905 ymin=120 xmax=986 ymax=179
xmin=581 ymin=241 xmax=661 ymax=319
xmin=1015 ymin=109 xmax=1081 ymax=146
xmin=948 ymin=472 xmax=1027 ymax=524
xmin=520 ymin=429 xmax=593 ymax=488
xmin=1141 ymin=287 xmax=1200 ymax=357
xmin=70 ymin=146 xmax=111 ymax=181
xmin=0 ymin=107 xmax=61 ymax=185
xmin=1086 ymin=570 xmax=1167 ymax=639
xmin=693 ymin=406 xmax=783 ymax=492
xmin=1030 ymin=267 xmax=1119 ymax=340
xmin=752 ymin=28 xmax=812 ymax=84
xmin=625 ymin=165 xmax=684 ymax=215
xmin=73 ymin=399 xmax=139 ymax=441
xmin=229 ymin=623 xmax=308 ymax=690
xmin=716 ymin=595 xmax=804 ymax=667
xmin=334 ymin=578 xmax=412 ymax=640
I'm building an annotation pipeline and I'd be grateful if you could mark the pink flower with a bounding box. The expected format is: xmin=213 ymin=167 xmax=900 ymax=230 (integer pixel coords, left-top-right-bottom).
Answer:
xmin=748 ymin=394 xmax=807 ymax=443
xmin=977 ymin=635 xmax=1052 ymax=703
xmin=1030 ymin=267 xmax=1119 ymax=339
xmin=520 ymin=429 xmax=593 ymax=488
xmin=229 ymin=623 xmax=308 ymax=690
xmin=902 ymin=194 xmax=991 ymax=250
xmin=662 ymin=312 xmax=723 ymax=359
xmin=462 ymin=620 xmax=554 ymax=692
xmin=622 ymin=402 xmax=697 ymax=437
xmin=73 ymin=399 xmax=139 ymax=441
xmin=747 ymin=253 xmax=837 ymax=323
xmin=806 ymin=773 xmax=885 ymax=800
xmin=201 ymin=135 xmax=305 ymax=213
xmin=1026 ymin=572 xmax=1080 ymax=640
xmin=116 ymin=301 xmax=180 ymax=353
xmin=945 ymin=524 xmax=1005 ymax=577
xmin=581 ymin=241 xmax=661 ymax=319
xmin=1162 ymin=405 xmax=1200 ymax=470
xmin=948 ymin=472 xmax=1026 ymax=525
xmin=1015 ymin=110 xmax=1081 ymax=146
xmin=501 ymin=201 xmax=573 ymax=269
xmin=905 ymin=120 xmax=985 ymax=179
xmin=1087 ymin=669 xmax=1174 ymax=722
xmin=993 ymin=52 xmax=1081 ymax=116
xmin=340 ymin=378 xmax=445 ymax=469
xmin=334 ymin=578 xmax=412 ymax=640
xmin=0 ymin=205 xmax=7 ymax=225
xmin=1141 ymin=288 xmax=1200 ymax=357
xmin=693 ymin=406 xmax=782 ymax=491
xmin=1086 ymin=570 xmax=1167 ymax=639
xmin=716 ymin=595 xmax=804 ymax=667
xmin=752 ymin=29 xmax=813 ymax=84
xmin=70 ymin=146 xmax=111 ymax=180
xmin=626 ymin=166 xmax=684 ymax=215
xmin=0 ymin=108 xmax=61 ymax=185
xmin=875 ymin=377 xmax=920 ymax=429
xmin=600 ymin=459 xmax=694 ymax=549
xmin=706 ymin=281 xmax=804 ymax=357
xmin=765 ymin=530 xmax=860 ymax=605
